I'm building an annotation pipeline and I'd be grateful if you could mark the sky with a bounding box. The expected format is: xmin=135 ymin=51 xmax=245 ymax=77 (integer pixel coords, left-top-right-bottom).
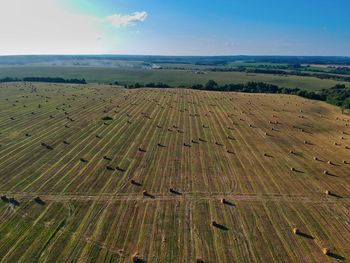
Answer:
xmin=0 ymin=0 xmax=349 ymax=56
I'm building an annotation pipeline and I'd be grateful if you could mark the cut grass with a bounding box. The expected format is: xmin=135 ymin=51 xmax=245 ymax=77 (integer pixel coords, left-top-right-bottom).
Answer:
xmin=0 ymin=82 xmax=349 ymax=262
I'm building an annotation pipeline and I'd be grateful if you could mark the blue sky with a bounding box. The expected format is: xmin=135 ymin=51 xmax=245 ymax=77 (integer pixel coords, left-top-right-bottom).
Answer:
xmin=1 ymin=0 xmax=350 ymax=55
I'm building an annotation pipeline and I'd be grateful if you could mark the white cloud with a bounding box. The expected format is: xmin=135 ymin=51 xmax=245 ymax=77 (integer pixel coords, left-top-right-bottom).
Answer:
xmin=0 ymin=0 xmax=147 ymax=55
xmin=104 ymin=11 xmax=148 ymax=27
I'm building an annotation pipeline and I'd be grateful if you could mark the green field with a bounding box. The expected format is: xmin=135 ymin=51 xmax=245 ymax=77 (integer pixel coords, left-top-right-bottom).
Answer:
xmin=0 ymin=82 xmax=349 ymax=262
xmin=0 ymin=66 xmax=349 ymax=91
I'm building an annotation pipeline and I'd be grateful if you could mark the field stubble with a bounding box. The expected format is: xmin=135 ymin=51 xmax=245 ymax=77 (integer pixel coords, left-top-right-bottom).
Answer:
xmin=0 ymin=83 xmax=349 ymax=262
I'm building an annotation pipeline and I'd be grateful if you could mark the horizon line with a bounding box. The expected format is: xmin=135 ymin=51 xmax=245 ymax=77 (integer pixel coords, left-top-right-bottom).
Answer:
xmin=1 ymin=54 xmax=350 ymax=58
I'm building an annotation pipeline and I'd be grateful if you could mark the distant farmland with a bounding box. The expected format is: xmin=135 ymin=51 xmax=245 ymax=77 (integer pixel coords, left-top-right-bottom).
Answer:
xmin=0 ymin=66 xmax=349 ymax=91
xmin=0 ymin=83 xmax=349 ymax=262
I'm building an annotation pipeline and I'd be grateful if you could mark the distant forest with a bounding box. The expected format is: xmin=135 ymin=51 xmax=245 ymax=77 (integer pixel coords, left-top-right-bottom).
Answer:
xmin=0 ymin=77 xmax=86 ymax=84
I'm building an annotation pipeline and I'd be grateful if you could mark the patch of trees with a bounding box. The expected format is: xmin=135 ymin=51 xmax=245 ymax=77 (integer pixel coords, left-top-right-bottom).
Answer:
xmin=127 ymin=82 xmax=170 ymax=89
xmin=321 ymin=84 xmax=350 ymax=108
xmin=0 ymin=77 xmax=86 ymax=84
xmin=0 ymin=77 xmax=20 ymax=83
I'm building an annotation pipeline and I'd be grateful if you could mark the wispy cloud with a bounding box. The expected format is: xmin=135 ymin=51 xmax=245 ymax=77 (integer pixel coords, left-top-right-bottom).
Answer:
xmin=104 ymin=11 xmax=148 ymax=27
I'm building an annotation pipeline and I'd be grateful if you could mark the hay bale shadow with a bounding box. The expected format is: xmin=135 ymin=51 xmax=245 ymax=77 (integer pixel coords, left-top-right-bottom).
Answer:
xmin=143 ymin=191 xmax=155 ymax=199
xmin=116 ymin=166 xmax=126 ymax=172
xmin=223 ymin=200 xmax=235 ymax=207
xmin=329 ymin=193 xmax=343 ymax=198
xmin=34 ymin=197 xmax=46 ymax=205
xmin=1 ymin=195 xmax=9 ymax=203
xmin=296 ymin=232 xmax=314 ymax=240
xmin=170 ymin=188 xmax=182 ymax=195
xmin=133 ymin=256 xmax=146 ymax=263
xmin=9 ymin=198 xmax=20 ymax=207
xmin=103 ymin=156 xmax=112 ymax=161
xmin=328 ymin=173 xmax=339 ymax=178
xmin=212 ymin=222 xmax=229 ymax=231
xmin=327 ymin=252 xmax=345 ymax=261
xmin=131 ymin=180 xmax=142 ymax=187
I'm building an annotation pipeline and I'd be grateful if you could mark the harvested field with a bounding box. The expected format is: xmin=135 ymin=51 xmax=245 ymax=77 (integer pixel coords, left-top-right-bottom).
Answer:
xmin=0 ymin=82 xmax=349 ymax=262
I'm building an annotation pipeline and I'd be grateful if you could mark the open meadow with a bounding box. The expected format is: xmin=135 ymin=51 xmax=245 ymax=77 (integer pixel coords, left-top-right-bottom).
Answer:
xmin=0 ymin=83 xmax=349 ymax=262
xmin=0 ymin=66 xmax=348 ymax=91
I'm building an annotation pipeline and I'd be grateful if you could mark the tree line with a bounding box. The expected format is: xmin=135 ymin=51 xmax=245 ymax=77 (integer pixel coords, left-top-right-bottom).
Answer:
xmin=0 ymin=77 xmax=87 ymax=84
xmin=192 ymin=80 xmax=350 ymax=109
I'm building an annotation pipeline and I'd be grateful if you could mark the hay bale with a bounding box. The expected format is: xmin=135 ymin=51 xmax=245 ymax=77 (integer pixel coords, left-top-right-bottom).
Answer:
xmin=325 ymin=190 xmax=331 ymax=195
xmin=290 ymin=167 xmax=296 ymax=172
xmin=80 ymin=158 xmax=88 ymax=163
xmin=293 ymin=228 xmax=299 ymax=234
xmin=322 ymin=248 xmax=329 ymax=255
xmin=314 ymin=157 xmax=318 ymax=161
